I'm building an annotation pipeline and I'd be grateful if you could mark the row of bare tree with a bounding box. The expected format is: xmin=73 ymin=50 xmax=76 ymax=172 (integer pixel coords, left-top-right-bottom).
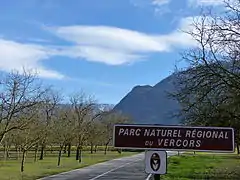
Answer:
xmin=0 ymin=70 xmax=130 ymax=172
xmin=170 ymin=0 xmax=240 ymax=153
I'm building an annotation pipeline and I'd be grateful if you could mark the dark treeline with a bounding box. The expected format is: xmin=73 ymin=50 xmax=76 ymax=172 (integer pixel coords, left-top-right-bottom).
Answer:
xmin=170 ymin=0 xmax=240 ymax=154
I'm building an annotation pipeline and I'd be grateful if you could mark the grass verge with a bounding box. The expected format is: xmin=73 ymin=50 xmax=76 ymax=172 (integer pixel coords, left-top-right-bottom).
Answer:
xmin=162 ymin=153 xmax=240 ymax=180
xmin=0 ymin=151 xmax=137 ymax=180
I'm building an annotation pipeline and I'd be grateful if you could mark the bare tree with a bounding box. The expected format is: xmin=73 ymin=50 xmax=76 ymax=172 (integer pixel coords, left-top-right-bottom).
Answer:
xmin=86 ymin=113 xmax=104 ymax=154
xmin=38 ymin=88 xmax=62 ymax=160
xmin=101 ymin=111 xmax=131 ymax=155
xmin=1 ymin=132 xmax=14 ymax=160
xmin=0 ymin=70 xmax=47 ymax=144
xmin=52 ymin=108 xmax=75 ymax=166
xmin=170 ymin=0 xmax=240 ymax=153
xmin=16 ymin=112 xmax=43 ymax=172
xmin=70 ymin=91 xmax=96 ymax=163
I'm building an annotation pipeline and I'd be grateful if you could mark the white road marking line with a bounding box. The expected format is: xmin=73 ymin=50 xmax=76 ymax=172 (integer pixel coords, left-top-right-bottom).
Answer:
xmin=146 ymin=173 xmax=152 ymax=180
xmin=89 ymin=159 xmax=140 ymax=180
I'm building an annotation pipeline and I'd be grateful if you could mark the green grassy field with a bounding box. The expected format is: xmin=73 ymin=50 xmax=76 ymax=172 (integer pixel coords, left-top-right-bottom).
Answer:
xmin=162 ymin=153 xmax=240 ymax=180
xmin=0 ymin=151 xmax=137 ymax=180
xmin=1 ymin=149 xmax=239 ymax=180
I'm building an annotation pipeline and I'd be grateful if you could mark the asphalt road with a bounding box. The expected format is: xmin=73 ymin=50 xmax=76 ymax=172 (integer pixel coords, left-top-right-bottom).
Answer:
xmin=39 ymin=151 xmax=178 ymax=180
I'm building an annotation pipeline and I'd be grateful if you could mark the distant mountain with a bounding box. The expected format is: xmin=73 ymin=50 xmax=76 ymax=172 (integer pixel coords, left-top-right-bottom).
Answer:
xmin=113 ymin=60 xmax=240 ymax=125
xmin=57 ymin=103 xmax=114 ymax=113
xmin=113 ymin=74 xmax=180 ymax=125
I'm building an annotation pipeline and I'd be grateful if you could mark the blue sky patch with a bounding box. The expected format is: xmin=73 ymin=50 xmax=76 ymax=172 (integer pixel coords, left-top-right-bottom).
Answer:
xmin=0 ymin=0 xmax=225 ymax=104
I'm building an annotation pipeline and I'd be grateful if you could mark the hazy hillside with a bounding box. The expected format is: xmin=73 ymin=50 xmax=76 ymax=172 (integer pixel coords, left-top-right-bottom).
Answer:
xmin=113 ymin=74 xmax=180 ymax=125
xmin=57 ymin=103 xmax=114 ymax=113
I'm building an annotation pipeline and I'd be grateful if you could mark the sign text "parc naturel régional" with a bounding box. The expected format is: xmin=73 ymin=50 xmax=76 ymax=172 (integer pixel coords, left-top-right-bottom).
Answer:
xmin=113 ymin=124 xmax=234 ymax=152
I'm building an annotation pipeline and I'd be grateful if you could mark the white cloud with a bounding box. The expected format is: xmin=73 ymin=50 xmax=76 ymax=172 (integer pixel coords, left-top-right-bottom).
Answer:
xmin=52 ymin=26 xmax=167 ymax=52
xmin=27 ymin=38 xmax=52 ymax=43
xmin=47 ymin=20 xmax=196 ymax=65
xmin=0 ymin=39 xmax=64 ymax=79
xmin=154 ymin=6 xmax=171 ymax=16
xmin=179 ymin=15 xmax=217 ymax=35
xmin=152 ymin=0 xmax=171 ymax=17
xmin=58 ymin=46 xmax=143 ymax=65
xmin=0 ymin=16 xmax=198 ymax=77
xmin=130 ymin=0 xmax=170 ymax=8
xmin=152 ymin=0 xmax=170 ymax=6
xmin=130 ymin=0 xmax=171 ymax=16
xmin=188 ymin=0 xmax=225 ymax=7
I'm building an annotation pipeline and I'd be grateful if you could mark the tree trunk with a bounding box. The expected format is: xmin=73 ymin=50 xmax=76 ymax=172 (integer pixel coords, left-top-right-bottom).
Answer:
xmin=3 ymin=144 xmax=10 ymax=160
xmin=17 ymin=147 xmax=20 ymax=160
xmin=67 ymin=143 xmax=71 ymax=157
xmin=76 ymin=146 xmax=80 ymax=160
xmin=104 ymin=142 xmax=109 ymax=155
xmin=78 ymin=148 xmax=82 ymax=163
xmin=6 ymin=145 xmax=10 ymax=159
xmin=57 ymin=145 xmax=63 ymax=166
xmin=237 ymin=142 xmax=240 ymax=154
xmin=90 ymin=143 xmax=93 ymax=154
xmin=21 ymin=149 xmax=26 ymax=172
xmin=94 ymin=145 xmax=97 ymax=153
xmin=34 ymin=145 xmax=38 ymax=162
xmin=39 ymin=144 xmax=45 ymax=160
xmin=63 ymin=144 xmax=67 ymax=154
xmin=0 ymin=133 xmax=5 ymax=145
xmin=50 ymin=145 xmax=53 ymax=154
xmin=117 ymin=149 xmax=122 ymax=154
xmin=15 ymin=145 xmax=18 ymax=158
xmin=3 ymin=144 xmax=7 ymax=160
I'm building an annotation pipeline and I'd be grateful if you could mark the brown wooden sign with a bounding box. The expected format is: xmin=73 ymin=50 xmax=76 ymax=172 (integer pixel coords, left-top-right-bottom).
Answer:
xmin=113 ymin=124 xmax=235 ymax=152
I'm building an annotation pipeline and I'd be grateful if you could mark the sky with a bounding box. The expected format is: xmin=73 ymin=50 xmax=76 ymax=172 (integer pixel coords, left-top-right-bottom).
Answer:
xmin=0 ymin=0 xmax=226 ymax=104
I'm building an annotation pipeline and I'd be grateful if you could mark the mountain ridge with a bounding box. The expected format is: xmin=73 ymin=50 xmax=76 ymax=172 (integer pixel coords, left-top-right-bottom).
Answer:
xmin=113 ymin=73 xmax=180 ymax=125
